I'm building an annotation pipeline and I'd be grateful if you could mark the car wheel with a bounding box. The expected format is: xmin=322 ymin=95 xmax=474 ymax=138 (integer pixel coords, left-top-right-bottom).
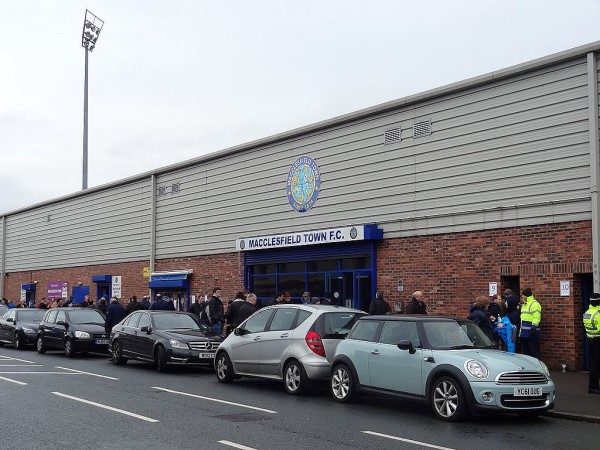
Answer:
xmin=64 ymin=339 xmax=75 ymax=358
xmin=283 ymin=360 xmax=307 ymax=395
xmin=36 ymin=337 xmax=46 ymax=354
xmin=14 ymin=333 xmax=23 ymax=350
xmin=331 ymin=364 xmax=355 ymax=402
xmin=430 ymin=376 xmax=468 ymax=421
xmin=156 ymin=345 xmax=168 ymax=373
xmin=111 ymin=340 xmax=127 ymax=365
xmin=215 ymin=352 xmax=234 ymax=383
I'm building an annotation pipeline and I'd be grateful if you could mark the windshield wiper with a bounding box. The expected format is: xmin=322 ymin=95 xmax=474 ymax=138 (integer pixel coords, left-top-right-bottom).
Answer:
xmin=78 ymin=322 xmax=105 ymax=326
xmin=448 ymin=345 xmax=475 ymax=349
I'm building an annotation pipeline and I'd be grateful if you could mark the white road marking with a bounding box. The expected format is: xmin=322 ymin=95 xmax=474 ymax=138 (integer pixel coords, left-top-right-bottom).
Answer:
xmin=55 ymin=366 xmax=119 ymax=380
xmin=0 ymin=355 xmax=38 ymax=364
xmin=0 ymin=372 xmax=81 ymax=374
xmin=52 ymin=392 xmax=159 ymax=422
xmin=0 ymin=364 xmax=43 ymax=367
xmin=152 ymin=387 xmax=277 ymax=414
xmin=218 ymin=440 xmax=258 ymax=450
xmin=362 ymin=431 xmax=456 ymax=450
xmin=0 ymin=375 xmax=28 ymax=385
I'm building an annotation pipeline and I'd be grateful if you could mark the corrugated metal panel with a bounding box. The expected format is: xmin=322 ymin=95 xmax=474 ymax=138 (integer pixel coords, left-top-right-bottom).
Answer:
xmin=4 ymin=179 xmax=152 ymax=271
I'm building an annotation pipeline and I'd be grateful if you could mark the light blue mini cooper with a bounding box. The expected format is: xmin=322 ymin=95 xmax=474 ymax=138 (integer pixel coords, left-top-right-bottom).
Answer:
xmin=331 ymin=316 xmax=555 ymax=421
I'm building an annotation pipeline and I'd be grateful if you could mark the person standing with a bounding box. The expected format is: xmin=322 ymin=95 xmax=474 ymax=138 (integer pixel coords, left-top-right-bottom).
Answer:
xmin=468 ymin=296 xmax=495 ymax=340
xmin=520 ymin=288 xmax=542 ymax=359
xmin=189 ymin=294 xmax=207 ymax=318
xmin=368 ymin=291 xmax=390 ymax=315
xmin=236 ymin=293 xmax=258 ymax=325
xmin=224 ymin=291 xmax=247 ymax=334
xmin=583 ymin=292 xmax=600 ymax=394
xmin=405 ymin=291 xmax=427 ymax=314
xmin=125 ymin=295 xmax=142 ymax=315
xmin=207 ymin=287 xmax=225 ymax=335
xmin=105 ymin=296 xmax=126 ymax=334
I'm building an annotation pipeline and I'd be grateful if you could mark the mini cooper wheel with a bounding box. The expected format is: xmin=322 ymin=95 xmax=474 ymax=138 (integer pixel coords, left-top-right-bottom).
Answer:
xmin=215 ymin=352 xmax=234 ymax=383
xmin=430 ymin=376 xmax=468 ymax=421
xmin=64 ymin=338 xmax=75 ymax=358
xmin=283 ymin=360 xmax=307 ymax=395
xmin=331 ymin=364 xmax=355 ymax=402
xmin=36 ymin=337 xmax=46 ymax=354
xmin=14 ymin=333 xmax=23 ymax=350
xmin=111 ymin=340 xmax=127 ymax=365
xmin=156 ymin=345 xmax=169 ymax=372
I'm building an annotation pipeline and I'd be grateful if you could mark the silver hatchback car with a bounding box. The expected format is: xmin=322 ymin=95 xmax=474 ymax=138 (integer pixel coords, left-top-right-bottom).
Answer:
xmin=215 ymin=304 xmax=366 ymax=394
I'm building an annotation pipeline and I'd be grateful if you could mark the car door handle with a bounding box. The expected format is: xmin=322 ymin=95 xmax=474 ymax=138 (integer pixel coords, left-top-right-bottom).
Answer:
xmin=280 ymin=333 xmax=289 ymax=338
xmin=254 ymin=336 xmax=261 ymax=341
xmin=370 ymin=349 xmax=380 ymax=355
xmin=133 ymin=331 xmax=138 ymax=335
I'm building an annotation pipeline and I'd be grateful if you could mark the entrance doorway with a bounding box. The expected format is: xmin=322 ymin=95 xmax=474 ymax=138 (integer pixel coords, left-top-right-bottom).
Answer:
xmin=326 ymin=270 xmax=372 ymax=311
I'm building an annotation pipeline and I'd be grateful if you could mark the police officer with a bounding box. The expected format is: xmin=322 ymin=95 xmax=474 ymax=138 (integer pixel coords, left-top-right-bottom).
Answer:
xmin=520 ymin=288 xmax=542 ymax=359
xmin=583 ymin=292 xmax=600 ymax=395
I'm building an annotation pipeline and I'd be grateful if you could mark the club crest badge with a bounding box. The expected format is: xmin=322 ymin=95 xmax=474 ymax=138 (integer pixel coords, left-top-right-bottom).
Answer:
xmin=287 ymin=156 xmax=321 ymax=212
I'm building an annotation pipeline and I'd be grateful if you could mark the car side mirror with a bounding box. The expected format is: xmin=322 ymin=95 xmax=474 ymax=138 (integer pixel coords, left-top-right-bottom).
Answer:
xmin=140 ymin=326 xmax=150 ymax=333
xmin=397 ymin=339 xmax=416 ymax=354
xmin=6 ymin=317 xmax=14 ymax=323
xmin=57 ymin=320 xmax=68 ymax=328
xmin=234 ymin=327 xmax=245 ymax=336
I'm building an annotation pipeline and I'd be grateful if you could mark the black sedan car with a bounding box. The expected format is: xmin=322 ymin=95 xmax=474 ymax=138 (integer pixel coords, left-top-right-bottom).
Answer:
xmin=0 ymin=309 xmax=47 ymax=349
xmin=36 ymin=307 xmax=108 ymax=357
xmin=109 ymin=311 xmax=223 ymax=372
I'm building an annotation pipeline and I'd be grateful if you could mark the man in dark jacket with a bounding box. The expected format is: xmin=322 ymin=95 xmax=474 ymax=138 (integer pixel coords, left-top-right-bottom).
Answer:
xmin=236 ymin=293 xmax=258 ymax=325
xmin=405 ymin=291 xmax=427 ymax=314
xmin=368 ymin=291 xmax=390 ymax=315
xmin=105 ymin=297 xmax=126 ymax=333
xmin=150 ymin=293 xmax=175 ymax=311
xmin=125 ymin=295 xmax=142 ymax=315
xmin=207 ymin=288 xmax=225 ymax=335
xmin=189 ymin=295 xmax=207 ymax=318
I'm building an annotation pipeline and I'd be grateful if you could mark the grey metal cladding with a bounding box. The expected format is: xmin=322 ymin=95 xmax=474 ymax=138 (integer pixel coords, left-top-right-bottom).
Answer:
xmin=4 ymin=180 xmax=151 ymax=271
xmin=152 ymin=54 xmax=592 ymax=257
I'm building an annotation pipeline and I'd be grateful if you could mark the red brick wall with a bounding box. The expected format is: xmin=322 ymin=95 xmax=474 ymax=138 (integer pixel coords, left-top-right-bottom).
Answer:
xmin=376 ymin=221 xmax=593 ymax=370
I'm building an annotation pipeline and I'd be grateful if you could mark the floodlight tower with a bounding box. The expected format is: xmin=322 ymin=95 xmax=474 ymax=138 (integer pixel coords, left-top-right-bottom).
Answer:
xmin=81 ymin=10 xmax=104 ymax=190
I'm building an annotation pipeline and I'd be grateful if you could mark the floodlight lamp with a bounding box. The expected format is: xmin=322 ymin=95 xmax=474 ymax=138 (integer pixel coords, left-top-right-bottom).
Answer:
xmin=81 ymin=10 xmax=104 ymax=52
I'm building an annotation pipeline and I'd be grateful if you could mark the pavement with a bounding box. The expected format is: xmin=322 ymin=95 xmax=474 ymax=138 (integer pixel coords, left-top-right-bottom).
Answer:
xmin=546 ymin=370 xmax=600 ymax=423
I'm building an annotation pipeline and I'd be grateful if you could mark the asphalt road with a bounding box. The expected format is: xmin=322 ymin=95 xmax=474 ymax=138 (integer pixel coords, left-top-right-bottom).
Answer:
xmin=0 ymin=346 xmax=597 ymax=450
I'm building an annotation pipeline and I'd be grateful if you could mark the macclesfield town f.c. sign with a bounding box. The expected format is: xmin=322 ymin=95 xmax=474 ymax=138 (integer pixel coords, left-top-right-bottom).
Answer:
xmin=287 ymin=156 xmax=321 ymax=212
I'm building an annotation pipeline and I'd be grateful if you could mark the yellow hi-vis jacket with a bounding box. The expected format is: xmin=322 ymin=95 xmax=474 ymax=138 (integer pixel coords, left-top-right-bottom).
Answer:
xmin=583 ymin=304 xmax=600 ymax=339
xmin=520 ymin=295 xmax=541 ymax=338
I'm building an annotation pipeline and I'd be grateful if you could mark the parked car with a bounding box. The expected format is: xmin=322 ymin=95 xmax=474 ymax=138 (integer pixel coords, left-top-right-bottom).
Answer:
xmin=0 ymin=309 xmax=47 ymax=349
xmin=215 ymin=304 xmax=366 ymax=394
xmin=0 ymin=304 xmax=8 ymax=318
xmin=109 ymin=311 xmax=223 ymax=372
xmin=36 ymin=307 xmax=108 ymax=357
xmin=331 ymin=315 xmax=555 ymax=421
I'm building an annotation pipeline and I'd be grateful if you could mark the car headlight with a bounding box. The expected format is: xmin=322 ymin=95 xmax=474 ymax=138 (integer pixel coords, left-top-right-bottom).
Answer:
xmin=169 ymin=339 xmax=189 ymax=349
xmin=465 ymin=359 xmax=489 ymax=379
xmin=22 ymin=327 xmax=35 ymax=334
xmin=74 ymin=331 xmax=91 ymax=338
xmin=538 ymin=360 xmax=551 ymax=378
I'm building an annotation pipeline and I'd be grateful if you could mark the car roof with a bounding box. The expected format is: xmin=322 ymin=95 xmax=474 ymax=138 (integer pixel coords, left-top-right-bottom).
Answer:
xmin=359 ymin=315 xmax=469 ymax=322
xmin=266 ymin=304 xmax=364 ymax=313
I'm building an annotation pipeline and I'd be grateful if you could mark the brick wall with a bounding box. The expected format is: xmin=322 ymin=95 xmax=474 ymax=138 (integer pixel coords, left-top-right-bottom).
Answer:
xmin=376 ymin=220 xmax=593 ymax=370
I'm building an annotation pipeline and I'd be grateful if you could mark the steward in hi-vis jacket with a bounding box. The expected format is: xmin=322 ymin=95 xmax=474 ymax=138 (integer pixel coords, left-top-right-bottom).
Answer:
xmin=583 ymin=292 xmax=600 ymax=394
xmin=519 ymin=288 xmax=542 ymax=359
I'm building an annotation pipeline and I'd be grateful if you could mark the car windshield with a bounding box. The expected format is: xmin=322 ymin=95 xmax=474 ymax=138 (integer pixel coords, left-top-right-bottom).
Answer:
xmin=423 ymin=320 xmax=495 ymax=349
xmin=16 ymin=310 xmax=46 ymax=321
xmin=67 ymin=309 xmax=105 ymax=325
xmin=152 ymin=313 xmax=201 ymax=331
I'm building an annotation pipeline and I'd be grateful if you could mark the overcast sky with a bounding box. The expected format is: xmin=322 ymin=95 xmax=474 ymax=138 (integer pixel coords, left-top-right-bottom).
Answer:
xmin=1 ymin=0 xmax=599 ymax=214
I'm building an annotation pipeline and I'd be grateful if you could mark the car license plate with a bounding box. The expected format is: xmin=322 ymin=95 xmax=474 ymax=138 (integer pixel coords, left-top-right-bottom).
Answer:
xmin=199 ymin=352 xmax=215 ymax=359
xmin=514 ymin=386 xmax=542 ymax=396
xmin=95 ymin=339 xmax=109 ymax=345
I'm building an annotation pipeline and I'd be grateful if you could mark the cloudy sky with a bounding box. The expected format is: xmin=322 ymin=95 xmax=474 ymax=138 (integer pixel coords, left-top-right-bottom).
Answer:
xmin=1 ymin=0 xmax=599 ymax=214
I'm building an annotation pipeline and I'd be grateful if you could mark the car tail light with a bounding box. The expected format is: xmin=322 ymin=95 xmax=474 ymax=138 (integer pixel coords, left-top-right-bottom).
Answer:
xmin=305 ymin=331 xmax=325 ymax=357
